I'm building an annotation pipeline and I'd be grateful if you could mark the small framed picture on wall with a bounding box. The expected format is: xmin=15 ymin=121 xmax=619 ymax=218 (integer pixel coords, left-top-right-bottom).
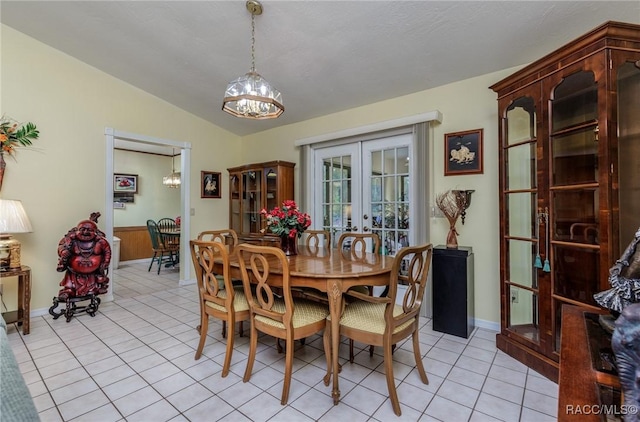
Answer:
xmin=444 ymin=129 xmax=484 ymax=176
xmin=201 ymin=171 xmax=221 ymax=198
xmin=114 ymin=173 xmax=138 ymax=193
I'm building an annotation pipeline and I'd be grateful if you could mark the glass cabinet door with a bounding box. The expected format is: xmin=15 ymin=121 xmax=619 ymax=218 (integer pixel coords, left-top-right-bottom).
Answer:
xmin=230 ymin=174 xmax=241 ymax=232
xmin=264 ymin=167 xmax=278 ymax=213
xmin=501 ymin=92 xmax=541 ymax=345
xmin=545 ymin=61 xmax=604 ymax=354
xmin=242 ymin=170 xmax=262 ymax=233
xmin=615 ymin=53 xmax=640 ymax=251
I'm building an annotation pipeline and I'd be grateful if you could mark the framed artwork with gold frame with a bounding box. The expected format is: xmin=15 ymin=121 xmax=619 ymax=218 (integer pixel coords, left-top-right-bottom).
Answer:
xmin=444 ymin=129 xmax=483 ymax=176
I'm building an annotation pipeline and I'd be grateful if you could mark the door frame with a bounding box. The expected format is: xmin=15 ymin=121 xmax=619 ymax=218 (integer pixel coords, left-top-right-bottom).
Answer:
xmin=104 ymin=128 xmax=193 ymax=302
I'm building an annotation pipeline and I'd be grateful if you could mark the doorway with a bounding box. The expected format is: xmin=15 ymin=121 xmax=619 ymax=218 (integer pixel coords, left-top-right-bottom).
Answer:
xmin=104 ymin=128 xmax=192 ymax=301
xmin=313 ymin=133 xmax=413 ymax=253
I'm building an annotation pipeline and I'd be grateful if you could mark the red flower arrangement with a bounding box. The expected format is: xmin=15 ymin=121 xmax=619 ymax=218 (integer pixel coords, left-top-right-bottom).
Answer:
xmin=260 ymin=200 xmax=312 ymax=238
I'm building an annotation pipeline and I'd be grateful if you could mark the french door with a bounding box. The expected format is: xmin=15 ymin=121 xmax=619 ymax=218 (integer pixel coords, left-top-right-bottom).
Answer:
xmin=313 ymin=134 xmax=413 ymax=254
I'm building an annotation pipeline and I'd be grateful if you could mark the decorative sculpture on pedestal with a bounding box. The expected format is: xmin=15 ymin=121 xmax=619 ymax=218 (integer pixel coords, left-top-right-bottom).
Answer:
xmin=594 ymin=227 xmax=640 ymax=420
xmin=594 ymin=227 xmax=640 ymax=319
xmin=612 ymin=303 xmax=640 ymax=422
xmin=436 ymin=190 xmax=473 ymax=249
xmin=49 ymin=212 xmax=111 ymax=322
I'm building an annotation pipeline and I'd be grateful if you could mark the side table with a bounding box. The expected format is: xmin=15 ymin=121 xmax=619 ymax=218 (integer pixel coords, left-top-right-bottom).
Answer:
xmin=0 ymin=265 xmax=31 ymax=335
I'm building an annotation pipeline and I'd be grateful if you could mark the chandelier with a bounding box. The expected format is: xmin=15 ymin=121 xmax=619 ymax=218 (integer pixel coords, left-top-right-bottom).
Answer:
xmin=222 ymin=0 xmax=284 ymax=119
xmin=163 ymin=150 xmax=181 ymax=188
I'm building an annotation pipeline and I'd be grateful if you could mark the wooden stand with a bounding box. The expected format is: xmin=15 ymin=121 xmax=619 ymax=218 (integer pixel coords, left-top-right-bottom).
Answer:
xmin=0 ymin=266 xmax=31 ymax=335
xmin=558 ymin=305 xmax=621 ymax=421
xmin=432 ymin=246 xmax=474 ymax=338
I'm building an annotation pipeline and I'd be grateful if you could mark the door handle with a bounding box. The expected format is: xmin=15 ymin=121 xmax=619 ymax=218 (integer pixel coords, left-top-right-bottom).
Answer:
xmin=363 ymin=226 xmax=370 ymax=232
xmin=351 ymin=226 xmax=358 ymax=232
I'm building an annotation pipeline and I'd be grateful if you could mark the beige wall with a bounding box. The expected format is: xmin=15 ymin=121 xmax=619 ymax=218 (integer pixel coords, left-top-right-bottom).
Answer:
xmin=239 ymin=69 xmax=521 ymax=326
xmin=1 ymin=26 xmax=241 ymax=312
xmin=2 ymin=24 xmax=524 ymax=327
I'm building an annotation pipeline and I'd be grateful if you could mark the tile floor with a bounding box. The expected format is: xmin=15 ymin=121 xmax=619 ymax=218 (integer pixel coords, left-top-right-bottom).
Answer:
xmin=7 ymin=262 xmax=559 ymax=421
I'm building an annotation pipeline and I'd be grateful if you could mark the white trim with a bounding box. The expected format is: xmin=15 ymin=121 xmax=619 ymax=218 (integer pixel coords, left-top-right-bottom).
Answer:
xmin=294 ymin=110 xmax=443 ymax=147
xmin=473 ymin=318 xmax=500 ymax=333
xmin=105 ymin=127 xmax=193 ymax=293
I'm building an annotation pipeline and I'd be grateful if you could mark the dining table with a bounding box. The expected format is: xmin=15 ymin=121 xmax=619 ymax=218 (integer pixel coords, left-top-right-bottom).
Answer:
xmin=224 ymin=244 xmax=395 ymax=405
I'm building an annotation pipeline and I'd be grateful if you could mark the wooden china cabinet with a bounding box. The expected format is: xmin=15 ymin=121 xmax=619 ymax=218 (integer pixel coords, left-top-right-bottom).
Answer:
xmin=490 ymin=21 xmax=640 ymax=382
xmin=227 ymin=160 xmax=295 ymax=235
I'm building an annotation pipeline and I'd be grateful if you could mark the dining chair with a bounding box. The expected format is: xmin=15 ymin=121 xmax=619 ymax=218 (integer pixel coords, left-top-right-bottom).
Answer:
xmin=197 ymin=229 xmax=243 ymax=338
xmin=146 ymin=220 xmax=179 ymax=274
xmin=337 ymin=232 xmax=381 ymax=256
xmin=189 ymin=240 xmax=249 ymax=377
xmin=197 ymin=229 xmax=239 ymax=246
xmin=299 ymin=229 xmax=331 ymax=250
xmin=323 ymin=243 xmax=433 ymax=416
xmin=236 ymin=244 xmax=331 ymax=405
xmin=289 ymin=230 xmax=332 ymax=305
xmin=157 ymin=217 xmax=179 ymax=246
xmin=337 ymin=232 xmax=381 ymax=356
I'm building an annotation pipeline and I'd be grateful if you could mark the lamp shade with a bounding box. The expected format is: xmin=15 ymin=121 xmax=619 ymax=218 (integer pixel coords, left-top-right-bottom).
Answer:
xmin=0 ymin=199 xmax=33 ymax=233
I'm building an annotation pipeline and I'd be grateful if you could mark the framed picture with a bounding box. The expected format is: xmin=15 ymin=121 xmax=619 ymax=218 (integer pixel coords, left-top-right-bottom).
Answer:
xmin=201 ymin=171 xmax=221 ymax=198
xmin=444 ymin=129 xmax=484 ymax=176
xmin=114 ymin=173 xmax=138 ymax=193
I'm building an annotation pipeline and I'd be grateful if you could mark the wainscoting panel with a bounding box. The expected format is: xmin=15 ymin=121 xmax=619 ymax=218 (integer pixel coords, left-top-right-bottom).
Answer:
xmin=114 ymin=226 xmax=152 ymax=262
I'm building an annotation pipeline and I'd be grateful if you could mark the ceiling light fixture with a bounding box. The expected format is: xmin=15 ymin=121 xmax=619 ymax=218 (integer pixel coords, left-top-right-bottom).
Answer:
xmin=163 ymin=149 xmax=181 ymax=188
xmin=222 ymin=0 xmax=284 ymax=119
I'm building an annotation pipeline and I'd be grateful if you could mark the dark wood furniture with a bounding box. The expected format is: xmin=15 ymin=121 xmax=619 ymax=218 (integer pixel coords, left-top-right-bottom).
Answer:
xmin=558 ymin=305 xmax=620 ymax=421
xmin=227 ymin=160 xmax=295 ymax=235
xmin=432 ymin=246 xmax=474 ymax=338
xmin=1 ymin=266 xmax=31 ymax=335
xmin=222 ymin=246 xmax=395 ymax=406
xmin=490 ymin=21 xmax=640 ymax=381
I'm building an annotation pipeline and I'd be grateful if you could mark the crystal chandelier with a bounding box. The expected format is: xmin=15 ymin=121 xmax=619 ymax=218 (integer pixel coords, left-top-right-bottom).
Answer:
xmin=222 ymin=0 xmax=284 ymax=119
xmin=163 ymin=150 xmax=181 ymax=188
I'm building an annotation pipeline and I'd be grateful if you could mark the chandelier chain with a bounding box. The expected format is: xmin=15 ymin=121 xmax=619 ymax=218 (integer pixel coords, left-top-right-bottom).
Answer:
xmin=251 ymin=13 xmax=256 ymax=72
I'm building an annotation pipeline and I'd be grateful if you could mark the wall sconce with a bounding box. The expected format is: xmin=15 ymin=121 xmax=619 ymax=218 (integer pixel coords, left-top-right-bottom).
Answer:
xmin=452 ymin=190 xmax=474 ymax=225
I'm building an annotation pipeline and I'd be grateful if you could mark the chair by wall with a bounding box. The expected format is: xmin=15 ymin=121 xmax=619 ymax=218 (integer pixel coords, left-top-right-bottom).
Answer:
xmin=237 ymin=244 xmax=330 ymax=405
xmin=146 ymin=220 xmax=178 ymax=274
xmin=324 ymin=243 xmax=433 ymax=416
xmin=189 ymin=240 xmax=249 ymax=377
xmin=157 ymin=217 xmax=179 ymax=246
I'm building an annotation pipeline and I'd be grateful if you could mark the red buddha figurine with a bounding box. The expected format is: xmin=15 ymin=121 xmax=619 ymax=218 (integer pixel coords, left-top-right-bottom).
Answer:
xmin=56 ymin=218 xmax=111 ymax=300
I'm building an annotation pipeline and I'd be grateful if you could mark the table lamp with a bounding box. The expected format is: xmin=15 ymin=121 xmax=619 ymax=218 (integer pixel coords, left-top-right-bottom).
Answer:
xmin=0 ymin=199 xmax=33 ymax=269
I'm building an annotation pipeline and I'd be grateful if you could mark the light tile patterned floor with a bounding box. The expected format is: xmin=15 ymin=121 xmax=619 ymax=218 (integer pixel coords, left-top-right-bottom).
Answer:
xmin=7 ymin=262 xmax=559 ymax=421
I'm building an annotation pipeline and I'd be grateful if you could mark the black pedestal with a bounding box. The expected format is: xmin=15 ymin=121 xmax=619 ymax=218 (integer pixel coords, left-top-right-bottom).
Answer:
xmin=432 ymin=245 xmax=474 ymax=338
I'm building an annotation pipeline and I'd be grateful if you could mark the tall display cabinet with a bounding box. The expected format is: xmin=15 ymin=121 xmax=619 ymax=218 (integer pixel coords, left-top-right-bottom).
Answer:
xmin=490 ymin=21 xmax=640 ymax=381
xmin=227 ymin=160 xmax=295 ymax=235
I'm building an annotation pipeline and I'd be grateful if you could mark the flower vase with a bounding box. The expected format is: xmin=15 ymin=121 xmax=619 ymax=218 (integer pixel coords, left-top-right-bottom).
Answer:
xmin=280 ymin=236 xmax=298 ymax=256
xmin=0 ymin=153 xmax=5 ymax=192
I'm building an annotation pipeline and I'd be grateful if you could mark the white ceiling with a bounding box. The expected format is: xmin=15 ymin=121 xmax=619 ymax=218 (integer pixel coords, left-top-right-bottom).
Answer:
xmin=2 ymin=1 xmax=639 ymax=151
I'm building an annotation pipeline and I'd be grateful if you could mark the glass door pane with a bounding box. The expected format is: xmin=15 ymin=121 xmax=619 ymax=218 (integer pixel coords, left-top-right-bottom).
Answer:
xmin=548 ymin=68 xmax=601 ymax=354
xmin=362 ymin=134 xmax=412 ymax=257
xmin=617 ymin=59 xmax=640 ymax=249
xmin=503 ymin=94 xmax=540 ymax=344
xmin=242 ymin=169 xmax=262 ymax=233
xmin=314 ymin=143 xmax=360 ymax=247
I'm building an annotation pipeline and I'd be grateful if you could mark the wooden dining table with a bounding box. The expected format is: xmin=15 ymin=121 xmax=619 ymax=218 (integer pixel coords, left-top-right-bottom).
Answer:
xmin=225 ymin=244 xmax=395 ymax=404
